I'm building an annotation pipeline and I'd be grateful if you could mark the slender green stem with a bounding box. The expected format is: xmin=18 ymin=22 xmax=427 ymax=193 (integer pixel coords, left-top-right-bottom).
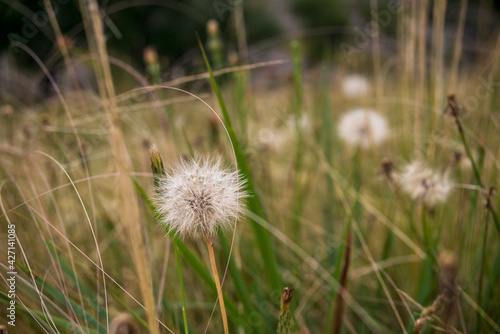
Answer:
xmin=477 ymin=189 xmax=493 ymax=332
xmin=421 ymin=207 xmax=432 ymax=254
xmin=320 ymin=48 xmax=334 ymax=252
xmin=174 ymin=242 xmax=189 ymax=334
xmin=456 ymin=120 xmax=500 ymax=235
xmin=234 ymin=68 xmax=248 ymax=140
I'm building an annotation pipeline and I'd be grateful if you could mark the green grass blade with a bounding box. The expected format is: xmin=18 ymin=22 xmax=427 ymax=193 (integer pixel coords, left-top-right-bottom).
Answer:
xmin=218 ymin=231 xmax=264 ymax=333
xmin=196 ymin=33 xmax=282 ymax=292
xmin=15 ymin=262 xmax=107 ymax=333
xmin=45 ymin=240 xmax=106 ymax=323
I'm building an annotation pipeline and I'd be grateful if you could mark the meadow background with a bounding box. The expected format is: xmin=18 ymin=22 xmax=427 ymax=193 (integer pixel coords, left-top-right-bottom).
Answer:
xmin=1 ymin=0 xmax=500 ymax=333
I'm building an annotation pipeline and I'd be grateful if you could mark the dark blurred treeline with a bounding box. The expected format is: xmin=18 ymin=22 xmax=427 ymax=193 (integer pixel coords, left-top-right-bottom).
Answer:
xmin=1 ymin=0 xmax=281 ymax=68
xmin=1 ymin=0 xmax=499 ymax=68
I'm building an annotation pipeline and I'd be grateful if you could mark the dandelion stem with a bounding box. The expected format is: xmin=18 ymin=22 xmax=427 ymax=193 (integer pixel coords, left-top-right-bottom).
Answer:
xmin=206 ymin=233 xmax=229 ymax=334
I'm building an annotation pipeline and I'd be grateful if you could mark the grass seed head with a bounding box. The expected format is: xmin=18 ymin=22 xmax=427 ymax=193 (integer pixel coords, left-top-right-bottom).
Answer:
xmin=338 ymin=108 xmax=389 ymax=148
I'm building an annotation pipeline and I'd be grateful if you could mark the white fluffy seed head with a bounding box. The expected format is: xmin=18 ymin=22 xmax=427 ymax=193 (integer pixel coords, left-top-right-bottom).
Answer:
xmin=341 ymin=74 xmax=371 ymax=98
xmin=397 ymin=161 xmax=453 ymax=206
xmin=338 ymin=108 xmax=389 ymax=148
xmin=154 ymin=156 xmax=247 ymax=238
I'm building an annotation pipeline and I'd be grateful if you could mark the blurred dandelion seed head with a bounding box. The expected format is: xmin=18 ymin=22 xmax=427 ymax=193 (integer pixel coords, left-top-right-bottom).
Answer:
xmin=341 ymin=74 xmax=371 ymax=98
xmin=206 ymin=19 xmax=220 ymax=37
xmin=397 ymin=161 xmax=453 ymax=206
xmin=338 ymin=108 xmax=389 ymax=148
xmin=154 ymin=156 xmax=247 ymax=238
xmin=286 ymin=113 xmax=312 ymax=133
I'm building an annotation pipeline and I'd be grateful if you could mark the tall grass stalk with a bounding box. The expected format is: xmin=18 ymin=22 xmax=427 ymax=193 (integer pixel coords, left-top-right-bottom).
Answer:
xmin=414 ymin=0 xmax=428 ymax=156
xmin=291 ymin=40 xmax=304 ymax=243
xmin=80 ymin=1 xmax=159 ymax=332
xmin=401 ymin=1 xmax=416 ymax=149
xmin=420 ymin=207 xmax=433 ymax=258
xmin=42 ymin=0 xmax=81 ymax=93
xmin=35 ymin=2 xmax=98 ymax=327
xmin=320 ymin=47 xmax=335 ymax=257
xmin=427 ymin=0 xmax=447 ymax=159
xmin=234 ymin=0 xmax=249 ymax=65
xmin=232 ymin=63 xmax=248 ymax=140
xmin=449 ymin=0 xmax=468 ymax=91
xmin=369 ymin=0 xmax=382 ymax=102
xmin=18 ymin=12 xmax=110 ymax=329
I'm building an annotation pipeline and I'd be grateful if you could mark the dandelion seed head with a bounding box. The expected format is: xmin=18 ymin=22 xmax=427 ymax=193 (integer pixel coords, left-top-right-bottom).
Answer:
xmin=338 ymin=108 xmax=389 ymax=148
xmin=286 ymin=113 xmax=312 ymax=133
xmin=397 ymin=161 xmax=453 ymax=206
xmin=257 ymin=127 xmax=287 ymax=151
xmin=154 ymin=156 xmax=247 ymax=238
xmin=341 ymin=74 xmax=371 ymax=98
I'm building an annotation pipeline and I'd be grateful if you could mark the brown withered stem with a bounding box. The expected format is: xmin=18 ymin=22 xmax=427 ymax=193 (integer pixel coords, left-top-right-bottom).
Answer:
xmin=332 ymin=228 xmax=352 ymax=334
xmin=438 ymin=251 xmax=459 ymax=329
